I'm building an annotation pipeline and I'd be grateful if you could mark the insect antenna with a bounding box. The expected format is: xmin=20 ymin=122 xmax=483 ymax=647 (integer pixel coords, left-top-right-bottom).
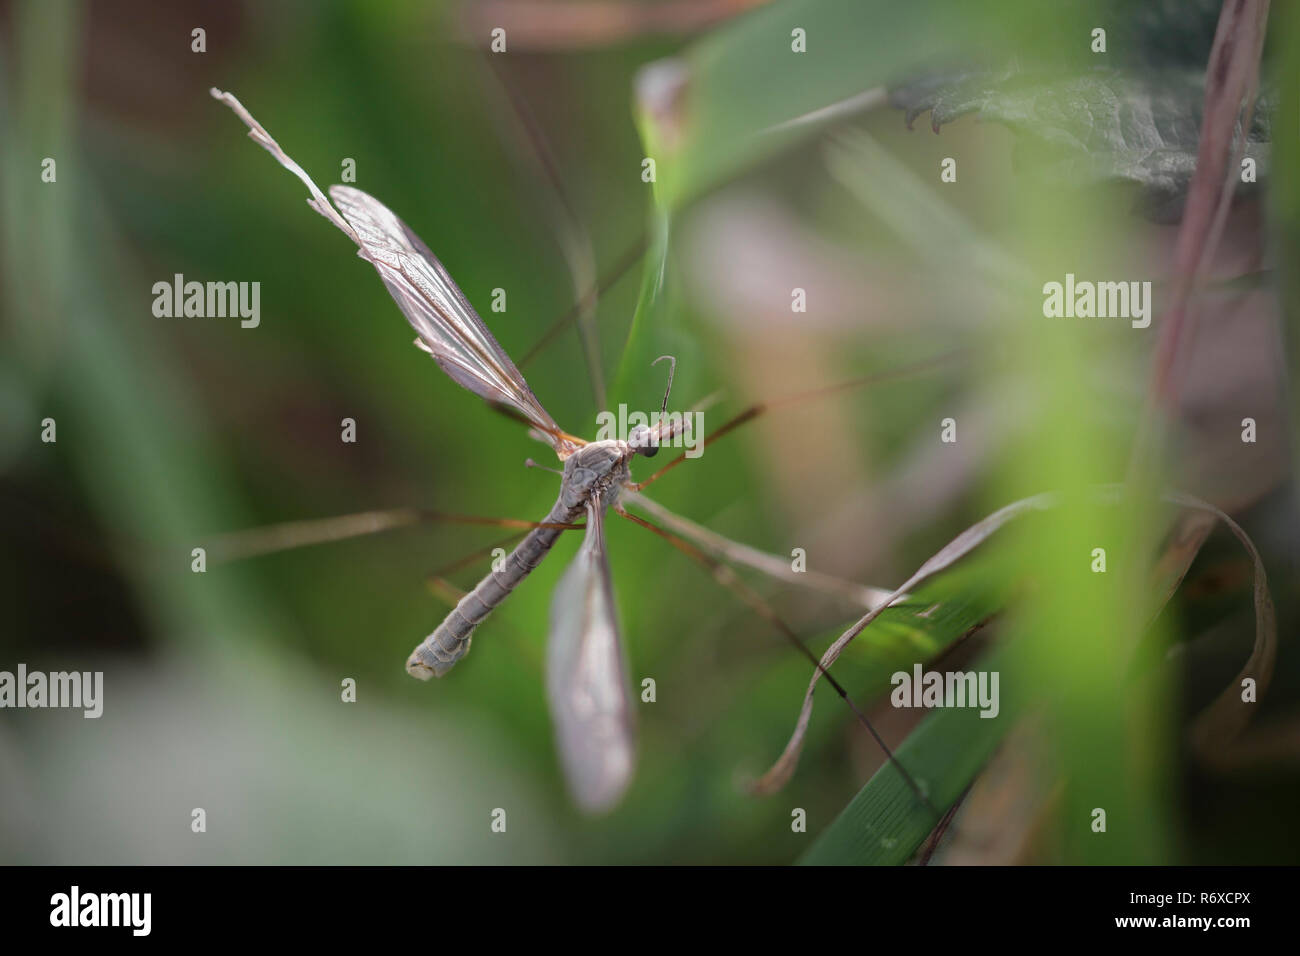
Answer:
xmin=653 ymin=354 xmax=677 ymax=418
xmin=615 ymin=506 xmax=937 ymax=814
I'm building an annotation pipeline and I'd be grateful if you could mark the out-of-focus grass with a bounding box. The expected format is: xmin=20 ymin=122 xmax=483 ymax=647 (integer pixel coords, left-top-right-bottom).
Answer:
xmin=633 ymin=0 xmax=1282 ymax=864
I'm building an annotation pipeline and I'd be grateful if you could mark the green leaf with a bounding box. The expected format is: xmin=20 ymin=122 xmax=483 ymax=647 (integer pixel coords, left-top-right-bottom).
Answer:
xmin=635 ymin=0 xmax=1017 ymax=212
xmin=799 ymin=644 xmax=1020 ymax=865
xmin=890 ymin=69 xmax=1274 ymax=221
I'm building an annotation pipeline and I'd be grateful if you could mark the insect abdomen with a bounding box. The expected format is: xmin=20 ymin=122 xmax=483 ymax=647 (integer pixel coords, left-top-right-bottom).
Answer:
xmin=405 ymin=500 xmax=581 ymax=679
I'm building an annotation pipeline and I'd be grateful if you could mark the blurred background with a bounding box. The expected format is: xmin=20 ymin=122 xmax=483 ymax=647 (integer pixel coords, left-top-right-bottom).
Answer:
xmin=1 ymin=0 xmax=1297 ymax=864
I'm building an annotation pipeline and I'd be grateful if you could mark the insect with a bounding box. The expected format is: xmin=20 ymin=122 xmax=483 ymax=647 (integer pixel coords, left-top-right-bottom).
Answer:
xmin=210 ymin=88 xmax=939 ymax=813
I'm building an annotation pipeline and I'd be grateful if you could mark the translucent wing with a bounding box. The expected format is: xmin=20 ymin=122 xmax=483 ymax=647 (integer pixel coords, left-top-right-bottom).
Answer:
xmin=546 ymin=494 xmax=635 ymax=812
xmin=210 ymin=90 xmax=571 ymax=450
xmin=328 ymin=185 xmax=570 ymax=450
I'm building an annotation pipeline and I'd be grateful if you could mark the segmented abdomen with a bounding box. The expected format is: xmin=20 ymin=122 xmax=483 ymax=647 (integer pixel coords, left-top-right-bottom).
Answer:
xmin=405 ymin=498 xmax=583 ymax=678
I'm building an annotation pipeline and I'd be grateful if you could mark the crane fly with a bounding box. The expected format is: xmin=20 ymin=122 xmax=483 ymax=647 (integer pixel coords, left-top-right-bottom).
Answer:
xmin=210 ymin=88 xmax=942 ymax=815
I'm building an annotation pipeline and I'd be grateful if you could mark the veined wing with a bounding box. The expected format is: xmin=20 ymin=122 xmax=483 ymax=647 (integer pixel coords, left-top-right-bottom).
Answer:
xmin=210 ymin=91 xmax=568 ymax=447
xmin=329 ymin=185 xmax=573 ymax=452
xmin=546 ymin=493 xmax=635 ymax=812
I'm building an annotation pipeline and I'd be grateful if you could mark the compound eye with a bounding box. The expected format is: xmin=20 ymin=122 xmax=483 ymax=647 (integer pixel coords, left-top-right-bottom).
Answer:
xmin=628 ymin=424 xmax=658 ymax=457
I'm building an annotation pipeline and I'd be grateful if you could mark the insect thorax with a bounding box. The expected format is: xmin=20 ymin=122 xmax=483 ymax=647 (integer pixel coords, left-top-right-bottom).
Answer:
xmin=561 ymin=439 xmax=631 ymax=510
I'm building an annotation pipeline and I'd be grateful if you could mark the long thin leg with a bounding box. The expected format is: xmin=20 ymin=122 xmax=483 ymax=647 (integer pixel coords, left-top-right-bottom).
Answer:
xmin=423 ymin=533 xmax=545 ymax=673
xmin=918 ymin=782 xmax=973 ymax=865
xmin=615 ymin=506 xmax=935 ymax=812
xmin=520 ymin=235 xmax=648 ymax=370
xmin=430 ymin=530 xmax=530 ymax=579
xmin=481 ymin=52 xmax=606 ymax=408
xmin=427 ymin=577 xmax=468 ymax=606
xmin=629 ymin=348 xmax=970 ymax=491
xmin=424 ymin=530 xmax=530 ymax=606
xmin=622 ymin=490 xmax=895 ymax=610
xmin=205 ymin=508 xmax=581 ymax=564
